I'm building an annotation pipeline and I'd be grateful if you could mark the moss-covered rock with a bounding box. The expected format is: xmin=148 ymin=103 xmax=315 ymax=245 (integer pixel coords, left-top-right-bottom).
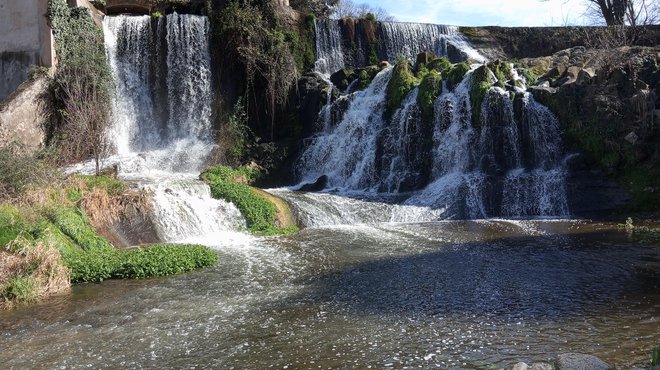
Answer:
xmin=417 ymin=70 xmax=442 ymax=119
xmin=469 ymin=67 xmax=493 ymax=127
xmin=445 ymin=62 xmax=471 ymax=90
xmin=428 ymin=57 xmax=453 ymax=75
xmin=200 ymin=166 xmax=298 ymax=235
xmin=387 ymin=61 xmax=418 ymax=114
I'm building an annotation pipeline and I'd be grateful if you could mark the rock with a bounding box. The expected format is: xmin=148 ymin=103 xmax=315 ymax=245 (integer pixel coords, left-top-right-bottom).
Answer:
xmin=625 ymin=131 xmax=639 ymax=145
xmin=556 ymin=353 xmax=612 ymax=370
xmin=379 ymin=61 xmax=392 ymax=70
xmin=447 ymin=42 xmax=469 ymax=63
xmin=330 ymin=69 xmax=356 ymax=91
xmin=298 ymin=175 xmax=328 ymax=192
xmin=510 ymin=362 xmax=528 ymax=370
xmin=576 ymin=68 xmax=595 ymax=85
xmin=529 ymin=363 xmax=554 ymax=370
xmin=416 ymin=51 xmax=436 ymax=67
xmin=542 ymin=64 xmax=567 ymax=81
xmin=655 ymin=109 xmax=660 ymax=121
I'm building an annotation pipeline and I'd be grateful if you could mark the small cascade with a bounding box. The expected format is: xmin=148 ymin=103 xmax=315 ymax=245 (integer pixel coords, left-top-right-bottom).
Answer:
xmin=296 ymin=67 xmax=393 ymax=190
xmin=148 ymin=178 xmax=246 ymax=242
xmin=102 ymin=14 xmax=246 ymax=243
xmin=314 ymin=18 xmax=345 ymax=76
xmin=379 ymin=87 xmax=428 ymax=192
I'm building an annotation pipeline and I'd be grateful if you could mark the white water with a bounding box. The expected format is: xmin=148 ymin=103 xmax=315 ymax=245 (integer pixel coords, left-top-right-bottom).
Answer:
xmin=380 ymin=22 xmax=484 ymax=64
xmin=102 ymin=14 xmax=247 ymax=246
xmin=314 ymin=18 xmax=345 ymax=76
xmin=296 ymin=64 xmax=569 ymax=220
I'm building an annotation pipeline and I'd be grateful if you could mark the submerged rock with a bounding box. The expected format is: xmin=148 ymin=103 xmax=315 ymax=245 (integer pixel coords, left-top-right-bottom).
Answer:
xmin=299 ymin=175 xmax=328 ymax=192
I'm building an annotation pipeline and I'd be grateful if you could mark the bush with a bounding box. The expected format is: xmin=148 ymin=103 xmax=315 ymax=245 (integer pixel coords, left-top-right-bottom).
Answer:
xmin=114 ymin=244 xmax=218 ymax=279
xmin=0 ymin=147 xmax=62 ymax=200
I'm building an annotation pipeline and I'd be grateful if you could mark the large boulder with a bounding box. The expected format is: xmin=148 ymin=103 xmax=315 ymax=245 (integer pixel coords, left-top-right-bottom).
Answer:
xmin=556 ymin=353 xmax=611 ymax=370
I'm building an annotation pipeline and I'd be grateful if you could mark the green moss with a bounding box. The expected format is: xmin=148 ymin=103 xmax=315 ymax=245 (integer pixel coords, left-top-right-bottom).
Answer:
xmin=652 ymin=346 xmax=660 ymax=367
xmin=358 ymin=67 xmax=379 ymax=90
xmin=470 ymin=81 xmax=492 ymax=127
xmin=201 ymin=166 xmax=295 ymax=235
xmin=387 ymin=61 xmax=418 ymax=114
xmin=428 ymin=57 xmax=453 ymax=75
xmin=520 ymin=68 xmax=539 ymax=85
xmin=445 ymin=62 xmax=470 ymax=90
xmin=368 ymin=42 xmax=378 ymax=65
xmin=417 ymin=70 xmax=442 ymax=118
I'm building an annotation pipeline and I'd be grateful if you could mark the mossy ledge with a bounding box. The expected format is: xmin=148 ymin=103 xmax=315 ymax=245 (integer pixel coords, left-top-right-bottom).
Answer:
xmin=201 ymin=166 xmax=299 ymax=236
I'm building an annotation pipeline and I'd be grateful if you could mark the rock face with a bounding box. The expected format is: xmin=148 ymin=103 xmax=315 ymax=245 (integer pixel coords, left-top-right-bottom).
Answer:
xmin=524 ymin=46 xmax=660 ymax=213
xmin=0 ymin=75 xmax=47 ymax=154
xmin=556 ymin=353 xmax=612 ymax=370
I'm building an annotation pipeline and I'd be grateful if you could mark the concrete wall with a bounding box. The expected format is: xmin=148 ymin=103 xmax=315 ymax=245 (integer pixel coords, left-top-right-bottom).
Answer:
xmin=0 ymin=0 xmax=54 ymax=101
xmin=0 ymin=76 xmax=47 ymax=153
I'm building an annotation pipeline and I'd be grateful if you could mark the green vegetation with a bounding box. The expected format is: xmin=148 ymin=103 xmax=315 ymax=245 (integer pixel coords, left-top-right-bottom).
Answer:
xmin=458 ymin=26 xmax=479 ymax=38
xmin=114 ymin=244 xmax=218 ymax=279
xmin=445 ymin=62 xmax=471 ymax=89
xmin=46 ymin=0 xmax=112 ymax=170
xmin=219 ymin=98 xmax=253 ymax=166
xmin=387 ymin=60 xmax=418 ymax=114
xmin=520 ymin=68 xmax=539 ymax=85
xmin=651 ymin=346 xmax=660 ymax=366
xmin=470 ymin=81 xmax=492 ymax=127
xmin=2 ymin=276 xmax=38 ymax=304
xmin=428 ymin=57 xmax=453 ymax=75
xmin=201 ymin=166 xmax=298 ymax=236
xmin=417 ymin=70 xmax=442 ymax=118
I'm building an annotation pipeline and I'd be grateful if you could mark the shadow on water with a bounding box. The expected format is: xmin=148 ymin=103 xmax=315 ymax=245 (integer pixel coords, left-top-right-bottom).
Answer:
xmin=281 ymin=228 xmax=660 ymax=320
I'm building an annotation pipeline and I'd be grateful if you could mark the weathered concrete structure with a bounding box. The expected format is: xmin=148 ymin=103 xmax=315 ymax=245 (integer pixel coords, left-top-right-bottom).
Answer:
xmin=0 ymin=0 xmax=55 ymax=101
xmin=0 ymin=76 xmax=47 ymax=153
xmin=106 ymin=0 xmax=153 ymax=15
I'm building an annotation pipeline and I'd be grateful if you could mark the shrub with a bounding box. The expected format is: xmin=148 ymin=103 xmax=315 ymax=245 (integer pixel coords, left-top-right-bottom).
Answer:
xmin=0 ymin=147 xmax=62 ymax=201
xmin=114 ymin=244 xmax=218 ymax=279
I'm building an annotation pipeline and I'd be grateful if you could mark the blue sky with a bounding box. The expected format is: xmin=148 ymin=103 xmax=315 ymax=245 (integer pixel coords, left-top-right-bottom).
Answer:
xmin=359 ymin=0 xmax=590 ymax=27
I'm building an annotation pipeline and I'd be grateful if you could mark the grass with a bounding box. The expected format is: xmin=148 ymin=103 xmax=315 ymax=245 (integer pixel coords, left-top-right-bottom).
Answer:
xmin=201 ymin=166 xmax=298 ymax=236
xmin=0 ymin=174 xmax=220 ymax=307
xmin=651 ymin=346 xmax=660 ymax=366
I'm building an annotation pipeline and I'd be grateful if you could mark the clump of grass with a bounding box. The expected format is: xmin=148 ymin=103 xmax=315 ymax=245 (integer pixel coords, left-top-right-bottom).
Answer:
xmin=0 ymin=241 xmax=70 ymax=309
xmin=651 ymin=346 xmax=660 ymax=366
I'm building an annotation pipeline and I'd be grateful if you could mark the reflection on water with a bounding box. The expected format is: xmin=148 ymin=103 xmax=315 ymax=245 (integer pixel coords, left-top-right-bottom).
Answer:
xmin=0 ymin=220 xmax=658 ymax=369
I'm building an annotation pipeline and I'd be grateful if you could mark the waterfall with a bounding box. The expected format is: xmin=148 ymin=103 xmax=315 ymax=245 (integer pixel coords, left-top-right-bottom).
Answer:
xmin=314 ymin=18 xmax=345 ymax=76
xmin=313 ymin=20 xmax=485 ymax=77
xmin=103 ymin=13 xmax=213 ymax=174
xmin=296 ymin=64 xmax=569 ymax=220
xmin=296 ymin=67 xmax=392 ymax=190
xmin=103 ymin=14 xmax=246 ymax=244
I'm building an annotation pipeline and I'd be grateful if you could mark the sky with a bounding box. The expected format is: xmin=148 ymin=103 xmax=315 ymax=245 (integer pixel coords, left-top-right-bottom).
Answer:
xmin=358 ymin=0 xmax=591 ymax=27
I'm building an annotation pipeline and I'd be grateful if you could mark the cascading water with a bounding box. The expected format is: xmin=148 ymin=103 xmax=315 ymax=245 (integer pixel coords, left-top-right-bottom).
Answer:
xmin=314 ymin=18 xmax=345 ymax=76
xmin=380 ymin=22 xmax=483 ymax=64
xmin=295 ymin=62 xmax=569 ymax=222
xmin=313 ymin=20 xmax=485 ymax=77
xmin=102 ymin=14 xmax=246 ymax=244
